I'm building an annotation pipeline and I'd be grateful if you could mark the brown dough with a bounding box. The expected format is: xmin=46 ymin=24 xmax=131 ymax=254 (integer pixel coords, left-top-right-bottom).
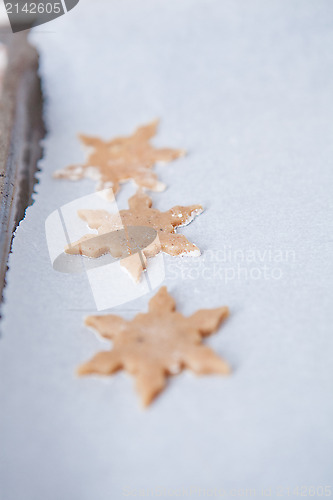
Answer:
xmin=78 ymin=286 xmax=230 ymax=406
xmin=53 ymin=120 xmax=185 ymax=198
xmin=65 ymin=190 xmax=203 ymax=282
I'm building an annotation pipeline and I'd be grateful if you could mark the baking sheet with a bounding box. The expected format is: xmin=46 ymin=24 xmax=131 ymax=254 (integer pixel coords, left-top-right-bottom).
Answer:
xmin=1 ymin=1 xmax=333 ymax=498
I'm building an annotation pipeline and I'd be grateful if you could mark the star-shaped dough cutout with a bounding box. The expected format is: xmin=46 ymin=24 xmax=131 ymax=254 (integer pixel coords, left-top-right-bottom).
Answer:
xmin=78 ymin=287 xmax=230 ymax=406
xmin=53 ymin=120 xmax=185 ymax=198
xmin=65 ymin=190 xmax=203 ymax=282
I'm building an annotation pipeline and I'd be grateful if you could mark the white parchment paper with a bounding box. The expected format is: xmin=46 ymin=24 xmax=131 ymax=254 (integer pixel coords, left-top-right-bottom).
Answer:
xmin=1 ymin=1 xmax=333 ymax=498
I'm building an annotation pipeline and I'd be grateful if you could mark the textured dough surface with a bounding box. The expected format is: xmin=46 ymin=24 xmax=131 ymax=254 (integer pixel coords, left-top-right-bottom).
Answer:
xmin=53 ymin=120 xmax=185 ymax=198
xmin=78 ymin=286 xmax=230 ymax=406
xmin=65 ymin=190 xmax=203 ymax=281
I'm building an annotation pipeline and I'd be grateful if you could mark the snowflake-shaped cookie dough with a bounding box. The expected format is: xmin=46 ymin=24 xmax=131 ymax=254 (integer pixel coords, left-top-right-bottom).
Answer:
xmin=78 ymin=287 xmax=230 ymax=406
xmin=65 ymin=190 xmax=203 ymax=282
xmin=54 ymin=120 xmax=185 ymax=198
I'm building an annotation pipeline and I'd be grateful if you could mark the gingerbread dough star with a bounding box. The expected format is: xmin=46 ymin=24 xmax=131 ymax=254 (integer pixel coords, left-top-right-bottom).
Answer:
xmin=65 ymin=190 xmax=203 ymax=282
xmin=54 ymin=120 xmax=185 ymax=198
xmin=78 ymin=287 xmax=230 ymax=406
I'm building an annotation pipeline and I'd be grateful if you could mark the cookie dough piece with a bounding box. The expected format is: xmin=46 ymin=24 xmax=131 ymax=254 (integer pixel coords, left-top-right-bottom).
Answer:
xmin=78 ymin=287 xmax=230 ymax=406
xmin=54 ymin=120 xmax=185 ymax=198
xmin=65 ymin=190 xmax=203 ymax=281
